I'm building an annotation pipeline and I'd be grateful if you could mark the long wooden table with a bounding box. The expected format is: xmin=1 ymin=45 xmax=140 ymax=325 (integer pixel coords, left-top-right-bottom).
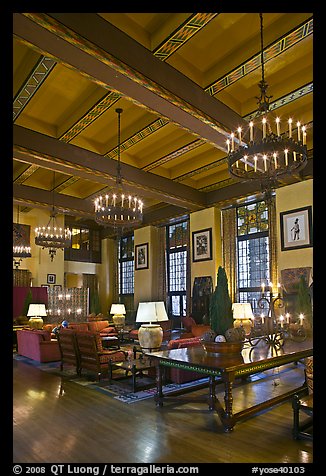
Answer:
xmin=148 ymin=338 xmax=313 ymax=432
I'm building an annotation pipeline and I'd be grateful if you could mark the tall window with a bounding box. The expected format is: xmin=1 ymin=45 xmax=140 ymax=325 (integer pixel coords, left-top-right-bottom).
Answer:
xmin=166 ymin=220 xmax=189 ymax=319
xmin=119 ymin=235 xmax=134 ymax=299
xmin=236 ymin=200 xmax=270 ymax=315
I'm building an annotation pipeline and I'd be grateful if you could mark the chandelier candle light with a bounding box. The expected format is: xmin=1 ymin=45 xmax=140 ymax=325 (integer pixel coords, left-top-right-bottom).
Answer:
xmin=34 ymin=171 xmax=71 ymax=261
xmin=13 ymin=206 xmax=32 ymax=268
xmin=94 ymin=108 xmax=143 ymax=227
xmin=227 ymin=13 xmax=307 ymax=193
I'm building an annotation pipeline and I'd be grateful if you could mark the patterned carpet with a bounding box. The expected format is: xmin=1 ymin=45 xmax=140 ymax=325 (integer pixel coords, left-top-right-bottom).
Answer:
xmin=13 ymin=352 xmax=209 ymax=404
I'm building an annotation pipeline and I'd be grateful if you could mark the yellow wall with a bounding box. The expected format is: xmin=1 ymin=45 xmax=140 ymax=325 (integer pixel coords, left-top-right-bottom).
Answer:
xmin=98 ymin=237 xmax=115 ymax=315
xmin=15 ymin=178 xmax=312 ymax=316
xmin=134 ymin=225 xmax=160 ymax=307
xmin=190 ymin=206 xmax=222 ymax=290
xmin=276 ymin=179 xmax=313 ymax=276
xmin=13 ymin=206 xmax=65 ymax=286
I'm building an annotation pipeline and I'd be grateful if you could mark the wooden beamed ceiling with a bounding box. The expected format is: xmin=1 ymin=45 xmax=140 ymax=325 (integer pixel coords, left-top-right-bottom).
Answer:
xmin=13 ymin=12 xmax=313 ymax=229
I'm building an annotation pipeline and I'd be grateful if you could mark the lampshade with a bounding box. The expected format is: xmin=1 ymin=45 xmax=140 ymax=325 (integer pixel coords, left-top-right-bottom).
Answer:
xmin=232 ymin=303 xmax=254 ymax=320
xmin=110 ymin=304 xmax=126 ymax=315
xmin=154 ymin=302 xmax=169 ymax=322
xmin=27 ymin=303 xmax=47 ymax=317
xmin=136 ymin=302 xmax=156 ymax=323
xmin=232 ymin=303 xmax=254 ymax=336
xmin=136 ymin=302 xmax=168 ymax=323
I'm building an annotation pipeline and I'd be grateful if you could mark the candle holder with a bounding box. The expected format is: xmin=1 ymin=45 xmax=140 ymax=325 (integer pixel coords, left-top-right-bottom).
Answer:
xmin=279 ymin=317 xmax=307 ymax=343
xmin=247 ymin=286 xmax=285 ymax=348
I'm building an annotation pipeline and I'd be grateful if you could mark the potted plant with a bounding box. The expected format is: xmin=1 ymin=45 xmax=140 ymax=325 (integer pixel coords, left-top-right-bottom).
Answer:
xmin=201 ymin=266 xmax=245 ymax=354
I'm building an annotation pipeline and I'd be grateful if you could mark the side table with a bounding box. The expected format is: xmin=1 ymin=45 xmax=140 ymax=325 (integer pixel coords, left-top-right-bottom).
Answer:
xmin=108 ymin=356 xmax=156 ymax=393
xmin=101 ymin=336 xmax=120 ymax=350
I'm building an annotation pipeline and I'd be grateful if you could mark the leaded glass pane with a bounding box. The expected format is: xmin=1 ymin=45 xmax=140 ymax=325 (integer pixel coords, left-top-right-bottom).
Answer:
xmin=171 ymin=295 xmax=180 ymax=316
xmin=169 ymin=250 xmax=187 ymax=291
xmin=119 ymin=235 xmax=134 ymax=296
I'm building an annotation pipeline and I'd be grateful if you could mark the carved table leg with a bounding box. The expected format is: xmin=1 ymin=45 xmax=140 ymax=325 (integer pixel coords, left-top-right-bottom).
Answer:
xmin=221 ymin=376 xmax=235 ymax=432
xmin=154 ymin=364 xmax=164 ymax=407
xmin=208 ymin=375 xmax=216 ymax=410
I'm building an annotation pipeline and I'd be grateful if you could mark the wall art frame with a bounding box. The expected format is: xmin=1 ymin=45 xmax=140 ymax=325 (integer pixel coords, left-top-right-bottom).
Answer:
xmin=280 ymin=206 xmax=313 ymax=251
xmin=47 ymin=273 xmax=56 ymax=285
xmin=135 ymin=243 xmax=149 ymax=270
xmin=192 ymin=228 xmax=212 ymax=262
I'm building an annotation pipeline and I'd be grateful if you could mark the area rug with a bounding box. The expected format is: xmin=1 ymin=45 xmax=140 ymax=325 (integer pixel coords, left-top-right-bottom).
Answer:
xmin=13 ymin=353 xmax=210 ymax=403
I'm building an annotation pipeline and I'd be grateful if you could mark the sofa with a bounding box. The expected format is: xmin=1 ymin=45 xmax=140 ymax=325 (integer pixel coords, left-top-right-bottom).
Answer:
xmin=67 ymin=320 xmax=117 ymax=336
xmin=166 ymin=336 xmax=204 ymax=384
xmin=16 ymin=329 xmax=61 ymax=363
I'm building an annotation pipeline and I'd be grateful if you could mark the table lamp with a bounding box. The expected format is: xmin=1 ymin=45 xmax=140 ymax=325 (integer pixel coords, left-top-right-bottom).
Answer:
xmin=136 ymin=301 xmax=168 ymax=352
xmin=27 ymin=303 xmax=47 ymax=329
xmin=110 ymin=303 xmax=126 ymax=326
xmin=232 ymin=303 xmax=254 ymax=335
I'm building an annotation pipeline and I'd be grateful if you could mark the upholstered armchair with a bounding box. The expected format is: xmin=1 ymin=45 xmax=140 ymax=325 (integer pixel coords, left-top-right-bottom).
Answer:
xmin=75 ymin=332 xmax=126 ymax=381
xmin=181 ymin=316 xmax=211 ymax=339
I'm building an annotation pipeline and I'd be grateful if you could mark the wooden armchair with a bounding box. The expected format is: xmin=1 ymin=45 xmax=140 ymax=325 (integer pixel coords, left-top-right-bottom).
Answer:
xmin=75 ymin=332 xmax=126 ymax=381
xmin=57 ymin=328 xmax=80 ymax=375
xmin=292 ymin=356 xmax=313 ymax=440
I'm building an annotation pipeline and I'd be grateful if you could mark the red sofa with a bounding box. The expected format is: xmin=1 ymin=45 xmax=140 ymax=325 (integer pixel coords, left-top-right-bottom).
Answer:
xmin=166 ymin=336 xmax=204 ymax=384
xmin=16 ymin=329 xmax=61 ymax=363
xmin=67 ymin=320 xmax=117 ymax=336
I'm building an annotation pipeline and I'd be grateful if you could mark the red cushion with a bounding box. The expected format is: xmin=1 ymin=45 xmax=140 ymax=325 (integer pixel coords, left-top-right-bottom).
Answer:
xmin=167 ymin=337 xmax=202 ymax=349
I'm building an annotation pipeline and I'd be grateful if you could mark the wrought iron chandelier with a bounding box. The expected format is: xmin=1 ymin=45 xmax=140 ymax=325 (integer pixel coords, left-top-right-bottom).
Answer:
xmin=94 ymin=108 xmax=143 ymax=227
xmin=13 ymin=205 xmax=32 ymax=269
xmin=35 ymin=171 xmax=72 ymax=261
xmin=227 ymin=13 xmax=308 ymax=193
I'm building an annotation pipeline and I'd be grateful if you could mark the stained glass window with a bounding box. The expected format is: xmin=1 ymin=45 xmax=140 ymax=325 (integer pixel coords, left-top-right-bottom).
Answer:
xmin=237 ymin=201 xmax=270 ymax=315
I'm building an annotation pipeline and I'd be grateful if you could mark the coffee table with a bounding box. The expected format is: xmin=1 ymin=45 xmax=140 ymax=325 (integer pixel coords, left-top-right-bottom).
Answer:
xmin=108 ymin=356 xmax=156 ymax=393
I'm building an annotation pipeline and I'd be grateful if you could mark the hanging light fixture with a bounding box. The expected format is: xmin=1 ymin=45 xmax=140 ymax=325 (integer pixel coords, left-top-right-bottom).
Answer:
xmin=35 ymin=171 xmax=72 ymax=261
xmin=227 ymin=13 xmax=308 ymax=194
xmin=94 ymin=108 xmax=143 ymax=227
xmin=13 ymin=205 xmax=32 ymax=269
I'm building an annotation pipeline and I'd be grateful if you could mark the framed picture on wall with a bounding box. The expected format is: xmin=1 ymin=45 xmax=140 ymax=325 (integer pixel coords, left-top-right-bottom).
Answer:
xmin=47 ymin=273 xmax=56 ymax=285
xmin=135 ymin=243 xmax=149 ymax=270
xmin=280 ymin=206 xmax=313 ymax=251
xmin=192 ymin=228 xmax=212 ymax=262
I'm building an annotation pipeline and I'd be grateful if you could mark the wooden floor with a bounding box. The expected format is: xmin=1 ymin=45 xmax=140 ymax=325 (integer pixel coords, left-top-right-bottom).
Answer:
xmin=12 ymin=355 xmax=313 ymax=464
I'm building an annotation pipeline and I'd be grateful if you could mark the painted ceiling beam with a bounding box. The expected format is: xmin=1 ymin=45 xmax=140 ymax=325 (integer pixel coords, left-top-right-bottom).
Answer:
xmin=13 ymin=183 xmax=190 ymax=229
xmin=13 ymin=125 xmax=206 ymax=211
xmin=13 ymin=13 xmax=248 ymax=152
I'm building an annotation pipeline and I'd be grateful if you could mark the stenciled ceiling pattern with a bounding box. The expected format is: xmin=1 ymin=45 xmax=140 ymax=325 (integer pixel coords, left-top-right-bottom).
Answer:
xmin=13 ymin=12 xmax=313 ymax=232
